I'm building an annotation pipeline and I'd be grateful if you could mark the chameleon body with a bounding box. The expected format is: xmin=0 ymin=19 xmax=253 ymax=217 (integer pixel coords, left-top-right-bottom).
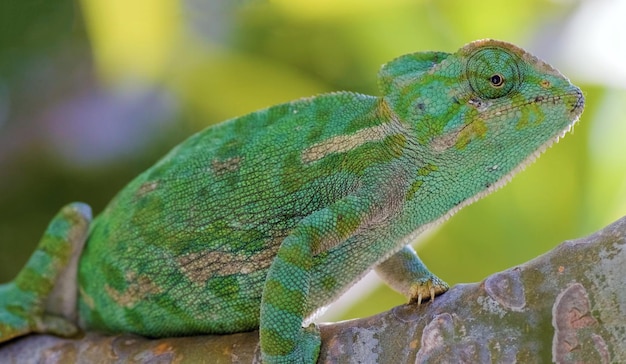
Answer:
xmin=0 ymin=39 xmax=584 ymax=363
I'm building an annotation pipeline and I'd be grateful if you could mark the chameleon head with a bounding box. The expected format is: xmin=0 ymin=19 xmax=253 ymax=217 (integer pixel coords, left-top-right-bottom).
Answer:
xmin=380 ymin=39 xmax=584 ymax=204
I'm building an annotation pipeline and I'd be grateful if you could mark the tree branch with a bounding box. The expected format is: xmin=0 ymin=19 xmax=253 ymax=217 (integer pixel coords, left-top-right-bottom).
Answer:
xmin=2 ymin=216 xmax=625 ymax=363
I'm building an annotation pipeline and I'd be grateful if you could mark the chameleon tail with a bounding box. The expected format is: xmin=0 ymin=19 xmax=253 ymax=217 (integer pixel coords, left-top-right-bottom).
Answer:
xmin=0 ymin=202 xmax=91 ymax=343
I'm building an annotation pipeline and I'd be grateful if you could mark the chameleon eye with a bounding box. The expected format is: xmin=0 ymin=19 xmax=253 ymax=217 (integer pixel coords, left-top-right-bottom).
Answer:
xmin=467 ymin=47 xmax=522 ymax=99
xmin=490 ymin=74 xmax=504 ymax=87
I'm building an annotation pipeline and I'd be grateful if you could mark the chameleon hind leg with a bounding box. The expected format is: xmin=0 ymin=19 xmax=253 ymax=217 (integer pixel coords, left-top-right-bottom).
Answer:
xmin=0 ymin=202 xmax=91 ymax=343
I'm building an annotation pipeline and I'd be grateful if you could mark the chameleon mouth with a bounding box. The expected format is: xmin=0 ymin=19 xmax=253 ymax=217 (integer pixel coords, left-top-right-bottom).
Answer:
xmin=568 ymin=88 xmax=585 ymax=115
xmin=480 ymin=87 xmax=585 ymax=122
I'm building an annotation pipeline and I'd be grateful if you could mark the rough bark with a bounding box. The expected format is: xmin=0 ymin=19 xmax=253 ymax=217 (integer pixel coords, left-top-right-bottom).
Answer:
xmin=1 ymin=216 xmax=625 ymax=363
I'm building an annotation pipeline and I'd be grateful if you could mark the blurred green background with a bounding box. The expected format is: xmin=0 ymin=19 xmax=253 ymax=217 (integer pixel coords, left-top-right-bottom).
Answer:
xmin=0 ymin=0 xmax=625 ymax=322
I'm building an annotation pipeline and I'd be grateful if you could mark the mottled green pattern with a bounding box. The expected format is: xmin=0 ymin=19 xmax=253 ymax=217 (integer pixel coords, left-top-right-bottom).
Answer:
xmin=0 ymin=40 xmax=584 ymax=363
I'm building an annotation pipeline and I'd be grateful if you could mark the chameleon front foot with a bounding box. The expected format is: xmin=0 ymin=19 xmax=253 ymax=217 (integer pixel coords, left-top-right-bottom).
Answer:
xmin=408 ymin=275 xmax=449 ymax=305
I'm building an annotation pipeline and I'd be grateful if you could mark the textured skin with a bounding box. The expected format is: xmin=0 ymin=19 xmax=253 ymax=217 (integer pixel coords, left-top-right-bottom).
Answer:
xmin=0 ymin=39 xmax=584 ymax=363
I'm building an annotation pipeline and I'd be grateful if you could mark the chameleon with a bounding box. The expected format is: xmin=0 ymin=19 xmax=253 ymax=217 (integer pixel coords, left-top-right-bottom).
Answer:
xmin=0 ymin=39 xmax=584 ymax=363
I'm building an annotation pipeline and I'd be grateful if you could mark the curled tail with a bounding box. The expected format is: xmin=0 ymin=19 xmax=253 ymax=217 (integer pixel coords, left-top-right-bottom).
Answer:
xmin=0 ymin=202 xmax=91 ymax=343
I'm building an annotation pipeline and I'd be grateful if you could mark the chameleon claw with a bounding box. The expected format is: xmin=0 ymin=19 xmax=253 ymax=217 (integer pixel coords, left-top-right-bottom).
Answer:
xmin=409 ymin=276 xmax=449 ymax=305
xmin=417 ymin=282 xmax=436 ymax=305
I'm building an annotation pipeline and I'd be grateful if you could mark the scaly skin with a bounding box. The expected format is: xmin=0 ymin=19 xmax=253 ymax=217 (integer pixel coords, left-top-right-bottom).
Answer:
xmin=0 ymin=39 xmax=584 ymax=363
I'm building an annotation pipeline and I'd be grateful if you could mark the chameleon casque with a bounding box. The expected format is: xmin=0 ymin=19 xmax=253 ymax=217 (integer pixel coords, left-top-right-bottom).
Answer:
xmin=0 ymin=39 xmax=584 ymax=363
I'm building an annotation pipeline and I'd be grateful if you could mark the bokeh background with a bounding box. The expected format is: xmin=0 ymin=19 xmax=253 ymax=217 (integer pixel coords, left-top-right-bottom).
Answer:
xmin=1 ymin=0 xmax=625 ymax=322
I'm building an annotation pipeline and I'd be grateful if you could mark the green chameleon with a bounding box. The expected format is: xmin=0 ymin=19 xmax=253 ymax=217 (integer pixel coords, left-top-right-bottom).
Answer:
xmin=0 ymin=39 xmax=583 ymax=363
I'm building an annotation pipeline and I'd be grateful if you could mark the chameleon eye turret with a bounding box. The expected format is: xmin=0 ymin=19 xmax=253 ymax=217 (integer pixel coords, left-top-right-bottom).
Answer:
xmin=467 ymin=46 xmax=522 ymax=99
